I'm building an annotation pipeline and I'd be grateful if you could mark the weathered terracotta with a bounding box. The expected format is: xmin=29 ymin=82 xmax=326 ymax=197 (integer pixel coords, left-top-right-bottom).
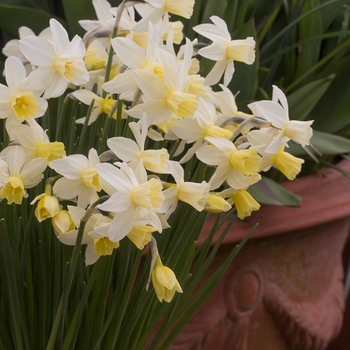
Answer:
xmin=170 ymin=159 xmax=350 ymax=350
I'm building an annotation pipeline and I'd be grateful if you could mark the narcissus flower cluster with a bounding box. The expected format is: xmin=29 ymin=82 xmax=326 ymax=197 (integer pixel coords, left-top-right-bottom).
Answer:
xmin=0 ymin=0 xmax=313 ymax=302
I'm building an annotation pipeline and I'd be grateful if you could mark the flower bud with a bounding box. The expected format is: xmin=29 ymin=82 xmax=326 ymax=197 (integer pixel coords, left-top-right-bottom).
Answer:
xmin=205 ymin=193 xmax=232 ymax=213
xmin=152 ymin=256 xmax=183 ymax=303
xmin=31 ymin=193 xmax=60 ymax=222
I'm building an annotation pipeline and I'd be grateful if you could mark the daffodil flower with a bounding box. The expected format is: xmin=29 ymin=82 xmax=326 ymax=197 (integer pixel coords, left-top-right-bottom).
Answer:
xmin=248 ymin=85 xmax=313 ymax=153
xmin=50 ymin=148 xmax=101 ymax=208
xmin=96 ymin=161 xmax=165 ymax=242
xmin=161 ymin=161 xmax=210 ymax=218
xmin=133 ymin=0 xmax=194 ymax=32
xmin=106 ymin=114 xmax=169 ymax=172
xmin=146 ymin=236 xmax=183 ymax=302
xmin=219 ymin=187 xmax=260 ymax=219
xmin=0 ymin=56 xmax=47 ymax=134
xmin=52 ymin=209 xmax=75 ymax=236
xmin=0 ymin=146 xmax=47 ymax=205
xmin=193 ymin=16 xmax=255 ymax=86
xmin=2 ymin=25 xmax=51 ymax=71
xmin=127 ymin=50 xmax=198 ymax=125
xmin=57 ymin=206 xmax=119 ymax=266
xmin=72 ymin=89 xmax=118 ymax=125
xmin=112 ymin=4 xmax=149 ymax=48
xmin=31 ymin=192 xmax=60 ymax=222
xmin=247 ymin=129 xmax=305 ymax=180
xmin=204 ymin=192 xmax=232 ymax=213
xmin=196 ymin=137 xmax=261 ymax=190
xmin=83 ymin=40 xmax=121 ymax=93
xmin=212 ymin=84 xmax=253 ymax=120
xmin=151 ymin=254 xmax=183 ymax=303
xmin=19 ymin=19 xmax=89 ymax=98
xmin=102 ymin=24 xmax=163 ymax=101
xmin=172 ymin=97 xmax=233 ymax=163
xmin=7 ymin=118 xmax=66 ymax=164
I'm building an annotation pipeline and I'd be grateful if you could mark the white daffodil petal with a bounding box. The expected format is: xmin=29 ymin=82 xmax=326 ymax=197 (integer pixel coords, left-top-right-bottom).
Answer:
xmin=272 ymin=85 xmax=289 ymax=111
xmin=196 ymin=145 xmax=228 ymax=166
xmin=5 ymin=56 xmax=26 ymax=90
xmin=205 ymin=137 xmax=236 ymax=152
xmin=6 ymin=146 xmax=26 ymax=175
xmin=209 ymin=163 xmax=230 ymax=190
xmin=53 ymin=177 xmax=82 ymax=199
xmin=209 ymin=16 xmax=231 ymax=39
xmin=88 ymin=148 xmax=100 ymax=167
xmin=19 ymin=36 xmax=54 ymax=66
xmin=128 ymin=101 xmax=171 ymax=125
xmin=73 ymin=89 xmax=100 ymax=105
xmin=133 ymin=70 xmax=169 ymax=100
xmin=50 ymin=155 xmax=88 ymax=179
xmin=223 ymin=59 xmax=234 ymax=86
xmin=193 ymin=23 xmax=227 ymax=42
xmin=21 ymin=158 xmax=47 ymax=187
xmin=204 ymin=59 xmax=228 ymax=86
xmin=107 ymin=137 xmax=140 ymax=162
xmin=172 ymin=119 xmax=203 ymax=142
xmin=108 ymin=209 xmax=136 ymax=242
xmin=50 ymin=18 xmax=70 ymax=55
xmin=42 ymin=70 xmax=69 ymax=99
xmin=67 ymin=205 xmax=85 ymax=227
xmin=65 ymin=35 xmax=87 ymax=57
xmin=248 ymin=100 xmax=287 ymax=128
xmin=96 ymin=162 xmax=131 ymax=193
xmin=198 ymin=41 xmax=227 ymax=61
xmin=111 ymin=37 xmax=146 ymax=68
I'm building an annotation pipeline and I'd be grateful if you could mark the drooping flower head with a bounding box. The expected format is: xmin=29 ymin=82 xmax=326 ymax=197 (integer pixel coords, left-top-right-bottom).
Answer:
xmin=194 ymin=16 xmax=255 ymax=86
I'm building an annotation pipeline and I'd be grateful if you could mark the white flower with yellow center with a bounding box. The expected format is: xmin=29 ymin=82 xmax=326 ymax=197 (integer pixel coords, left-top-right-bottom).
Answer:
xmin=172 ymin=98 xmax=233 ymax=163
xmin=133 ymin=0 xmax=194 ymax=32
xmin=57 ymin=206 xmax=119 ymax=266
xmin=102 ymin=24 xmax=163 ymax=101
xmin=193 ymin=16 xmax=255 ymax=86
xmin=19 ymin=19 xmax=89 ymax=98
xmin=107 ymin=115 xmax=169 ymax=173
xmin=7 ymin=118 xmax=66 ymax=164
xmin=2 ymin=26 xmax=51 ymax=71
xmin=83 ymin=40 xmax=121 ymax=93
xmin=96 ymin=161 xmax=165 ymax=242
xmin=0 ymin=56 xmax=47 ymax=132
xmin=248 ymin=85 xmax=313 ymax=153
xmin=127 ymin=50 xmax=198 ymax=126
xmin=219 ymin=187 xmax=260 ymax=219
xmin=72 ymin=89 xmax=118 ymax=125
xmin=247 ymin=130 xmax=304 ymax=180
xmin=113 ymin=4 xmax=149 ymax=48
xmin=0 ymin=146 xmax=47 ymax=205
xmin=196 ymin=137 xmax=261 ymax=190
xmin=49 ymin=148 xmax=101 ymax=208
xmin=161 ymin=161 xmax=210 ymax=219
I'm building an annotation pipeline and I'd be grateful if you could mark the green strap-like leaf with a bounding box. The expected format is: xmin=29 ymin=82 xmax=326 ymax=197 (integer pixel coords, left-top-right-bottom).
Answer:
xmin=0 ymin=4 xmax=65 ymax=35
xmin=248 ymin=176 xmax=302 ymax=206
xmin=61 ymin=0 xmax=96 ymax=37
xmin=288 ymin=74 xmax=335 ymax=121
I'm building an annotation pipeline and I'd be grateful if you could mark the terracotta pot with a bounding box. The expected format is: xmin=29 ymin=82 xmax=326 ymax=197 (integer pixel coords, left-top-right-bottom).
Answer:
xmin=169 ymin=159 xmax=350 ymax=350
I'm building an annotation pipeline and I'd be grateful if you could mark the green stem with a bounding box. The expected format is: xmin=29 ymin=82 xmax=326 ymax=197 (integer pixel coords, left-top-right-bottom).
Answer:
xmin=46 ymin=196 xmax=110 ymax=349
xmin=102 ymin=0 xmax=127 ymax=93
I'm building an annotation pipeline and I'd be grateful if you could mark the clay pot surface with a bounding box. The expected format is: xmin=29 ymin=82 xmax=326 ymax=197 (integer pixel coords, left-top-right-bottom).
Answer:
xmin=170 ymin=159 xmax=350 ymax=350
